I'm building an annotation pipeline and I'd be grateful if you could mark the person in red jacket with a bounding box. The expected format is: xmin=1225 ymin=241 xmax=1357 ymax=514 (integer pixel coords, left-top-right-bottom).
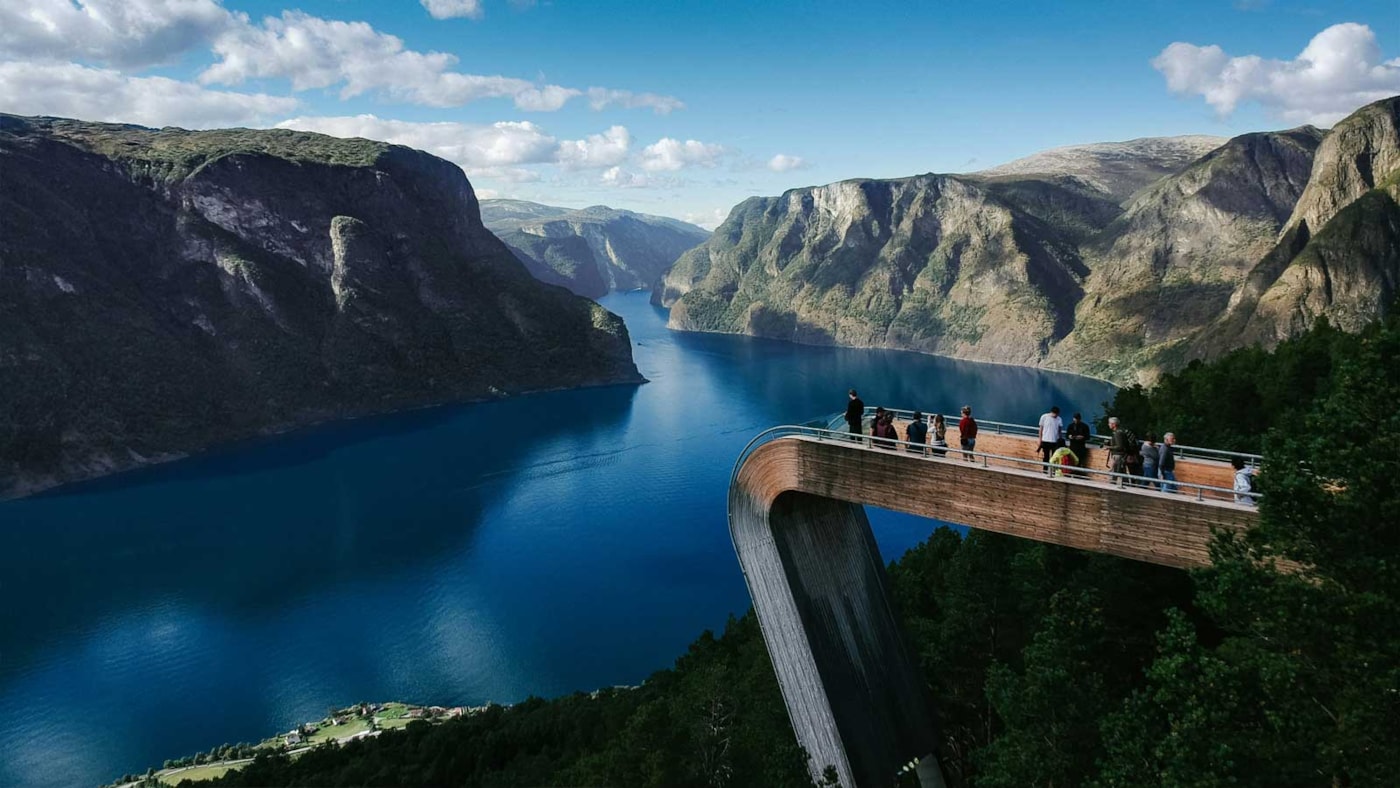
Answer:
xmin=958 ymin=405 xmax=978 ymax=462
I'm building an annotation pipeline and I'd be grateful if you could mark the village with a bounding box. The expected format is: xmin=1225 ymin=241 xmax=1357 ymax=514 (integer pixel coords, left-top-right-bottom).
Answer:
xmin=107 ymin=702 xmax=485 ymax=787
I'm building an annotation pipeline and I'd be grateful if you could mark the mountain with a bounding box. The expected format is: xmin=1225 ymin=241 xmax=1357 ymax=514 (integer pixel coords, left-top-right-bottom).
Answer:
xmin=0 ymin=115 xmax=643 ymax=498
xmin=972 ymin=135 xmax=1228 ymax=202
xmin=657 ymin=104 xmax=1400 ymax=384
xmin=480 ymin=199 xmax=710 ymax=298
xmin=655 ymin=175 xmax=1089 ymax=366
xmin=1195 ymin=97 xmax=1400 ymax=352
xmin=1046 ymin=127 xmax=1325 ymax=381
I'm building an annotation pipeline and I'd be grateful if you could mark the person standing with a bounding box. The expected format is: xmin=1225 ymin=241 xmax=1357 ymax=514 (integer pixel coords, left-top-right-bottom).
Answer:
xmin=931 ymin=413 xmax=949 ymax=457
xmin=845 ymin=389 xmax=865 ymax=438
xmin=1159 ymin=432 xmax=1178 ymax=493
xmin=959 ymin=406 xmax=979 ymax=461
xmin=1107 ymin=416 xmax=1131 ymax=485
xmin=1232 ymin=457 xmax=1257 ymax=505
xmin=1037 ymin=406 xmax=1064 ymax=473
xmin=1066 ymin=412 xmax=1091 ymax=472
xmin=906 ymin=410 xmax=929 ymax=454
xmin=1140 ymin=433 xmax=1161 ymax=489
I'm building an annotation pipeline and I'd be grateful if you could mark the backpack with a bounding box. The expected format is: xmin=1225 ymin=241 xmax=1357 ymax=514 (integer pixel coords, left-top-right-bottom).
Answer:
xmin=1247 ymin=472 xmax=1258 ymax=493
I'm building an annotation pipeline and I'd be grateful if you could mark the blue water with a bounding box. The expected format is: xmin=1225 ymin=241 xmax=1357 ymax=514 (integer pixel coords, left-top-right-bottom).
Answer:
xmin=0 ymin=292 xmax=1114 ymax=787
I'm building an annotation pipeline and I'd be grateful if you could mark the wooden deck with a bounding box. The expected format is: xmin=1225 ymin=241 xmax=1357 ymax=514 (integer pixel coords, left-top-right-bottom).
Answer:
xmin=728 ymin=426 xmax=1258 ymax=788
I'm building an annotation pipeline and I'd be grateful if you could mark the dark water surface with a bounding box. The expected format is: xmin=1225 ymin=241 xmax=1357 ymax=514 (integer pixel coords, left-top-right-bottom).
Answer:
xmin=0 ymin=293 xmax=1114 ymax=787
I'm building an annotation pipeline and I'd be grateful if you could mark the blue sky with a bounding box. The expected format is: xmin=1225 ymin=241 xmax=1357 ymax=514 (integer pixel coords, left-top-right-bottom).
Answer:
xmin=2 ymin=0 xmax=1398 ymax=225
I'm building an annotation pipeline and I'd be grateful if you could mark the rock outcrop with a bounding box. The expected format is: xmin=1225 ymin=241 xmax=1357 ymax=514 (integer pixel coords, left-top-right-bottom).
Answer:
xmin=0 ymin=115 xmax=643 ymax=497
xmin=481 ymin=199 xmax=709 ymax=298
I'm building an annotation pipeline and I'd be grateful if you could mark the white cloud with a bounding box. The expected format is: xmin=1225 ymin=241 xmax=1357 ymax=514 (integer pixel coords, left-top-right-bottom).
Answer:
xmin=420 ymin=0 xmax=483 ymax=20
xmin=640 ymin=137 xmax=725 ymax=171
xmin=556 ymin=125 xmax=631 ymax=169
xmin=202 ymin=11 xmax=563 ymax=110
xmin=276 ymin=115 xmax=558 ymax=167
xmin=586 ymin=87 xmax=684 ymax=115
xmin=274 ymin=114 xmax=636 ymax=181
xmin=1153 ymin=22 xmax=1400 ymax=125
xmin=0 ymin=60 xmax=296 ymax=128
xmin=0 ymin=0 xmax=233 ymax=68
xmin=682 ymin=207 xmax=729 ymax=230
xmin=767 ymin=153 xmax=808 ymax=172
xmin=601 ymin=167 xmax=651 ymax=188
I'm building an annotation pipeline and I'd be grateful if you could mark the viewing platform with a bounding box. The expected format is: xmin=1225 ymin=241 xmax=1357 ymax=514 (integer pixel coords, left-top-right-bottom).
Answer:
xmin=727 ymin=410 xmax=1261 ymax=788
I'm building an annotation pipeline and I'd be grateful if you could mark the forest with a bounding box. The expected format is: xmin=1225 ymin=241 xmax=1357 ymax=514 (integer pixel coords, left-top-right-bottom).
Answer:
xmin=188 ymin=314 xmax=1400 ymax=787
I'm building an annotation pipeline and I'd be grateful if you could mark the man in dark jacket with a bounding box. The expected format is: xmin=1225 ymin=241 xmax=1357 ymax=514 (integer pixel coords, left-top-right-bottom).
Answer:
xmin=1159 ymin=432 xmax=1178 ymax=493
xmin=906 ymin=410 xmax=929 ymax=454
xmin=1066 ymin=412 xmax=1092 ymax=471
xmin=845 ymin=389 xmax=865 ymax=438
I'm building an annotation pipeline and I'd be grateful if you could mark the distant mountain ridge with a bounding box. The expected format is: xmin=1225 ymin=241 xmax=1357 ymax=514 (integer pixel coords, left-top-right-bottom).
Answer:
xmin=972 ymin=134 xmax=1229 ymax=201
xmin=658 ymin=97 xmax=1400 ymax=384
xmin=481 ymin=199 xmax=709 ymax=298
xmin=0 ymin=115 xmax=642 ymax=498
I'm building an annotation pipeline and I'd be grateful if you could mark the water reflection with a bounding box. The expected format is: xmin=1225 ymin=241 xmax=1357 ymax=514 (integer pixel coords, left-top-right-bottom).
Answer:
xmin=0 ymin=293 xmax=1114 ymax=787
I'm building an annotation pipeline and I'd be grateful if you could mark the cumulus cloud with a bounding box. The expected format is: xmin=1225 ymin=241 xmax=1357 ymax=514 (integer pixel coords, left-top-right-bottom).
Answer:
xmin=197 ymin=10 xmax=678 ymax=114
xmin=1153 ymin=22 xmax=1400 ymax=125
xmin=640 ymin=137 xmax=725 ymax=171
xmin=201 ymin=11 xmax=560 ymax=110
xmin=420 ymin=0 xmax=483 ymax=20
xmin=277 ymin=115 xmax=558 ymax=168
xmin=767 ymin=154 xmax=808 ymax=172
xmin=586 ymin=87 xmax=685 ymax=115
xmin=0 ymin=0 xmax=233 ymax=68
xmin=601 ymin=166 xmax=651 ymax=188
xmin=556 ymin=125 xmax=631 ymax=169
xmin=0 ymin=60 xmax=295 ymax=128
xmin=682 ymin=207 xmax=730 ymax=230
xmin=275 ymin=114 xmax=634 ymax=181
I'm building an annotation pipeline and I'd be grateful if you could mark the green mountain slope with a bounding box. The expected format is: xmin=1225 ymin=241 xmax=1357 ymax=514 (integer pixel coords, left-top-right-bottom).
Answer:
xmin=0 ymin=115 xmax=642 ymax=498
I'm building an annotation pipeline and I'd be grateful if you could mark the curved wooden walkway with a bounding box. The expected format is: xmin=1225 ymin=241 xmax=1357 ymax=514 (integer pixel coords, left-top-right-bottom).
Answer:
xmin=728 ymin=425 xmax=1258 ymax=788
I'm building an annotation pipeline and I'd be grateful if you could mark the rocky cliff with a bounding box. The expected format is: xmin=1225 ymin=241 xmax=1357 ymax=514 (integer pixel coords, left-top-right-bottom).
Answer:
xmin=481 ymin=199 xmax=709 ymax=298
xmin=659 ymin=101 xmax=1400 ymax=384
xmin=1046 ymin=127 xmax=1324 ymax=381
xmin=655 ymin=175 xmax=1089 ymax=366
xmin=1196 ymin=98 xmax=1400 ymax=351
xmin=0 ymin=115 xmax=643 ymax=497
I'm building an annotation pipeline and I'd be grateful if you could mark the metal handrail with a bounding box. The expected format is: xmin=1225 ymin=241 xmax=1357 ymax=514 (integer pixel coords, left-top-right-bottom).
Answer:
xmin=826 ymin=407 xmax=1263 ymax=466
xmin=733 ymin=423 xmax=1258 ymax=507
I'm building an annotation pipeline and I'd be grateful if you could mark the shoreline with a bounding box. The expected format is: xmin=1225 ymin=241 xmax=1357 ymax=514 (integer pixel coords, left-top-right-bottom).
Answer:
xmin=1 ymin=375 xmax=647 ymax=503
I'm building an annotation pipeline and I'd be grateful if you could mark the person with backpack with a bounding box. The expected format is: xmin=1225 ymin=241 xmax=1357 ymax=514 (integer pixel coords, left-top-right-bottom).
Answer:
xmin=1106 ymin=416 xmax=1134 ymax=486
xmin=872 ymin=408 xmax=897 ymax=449
xmin=1232 ymin=457 xmax=1258 ymax=505
xmin=906 ymin=410 xmax=929 ymax=454
xmin=958 ymin=406 xmax=979 ymax=461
